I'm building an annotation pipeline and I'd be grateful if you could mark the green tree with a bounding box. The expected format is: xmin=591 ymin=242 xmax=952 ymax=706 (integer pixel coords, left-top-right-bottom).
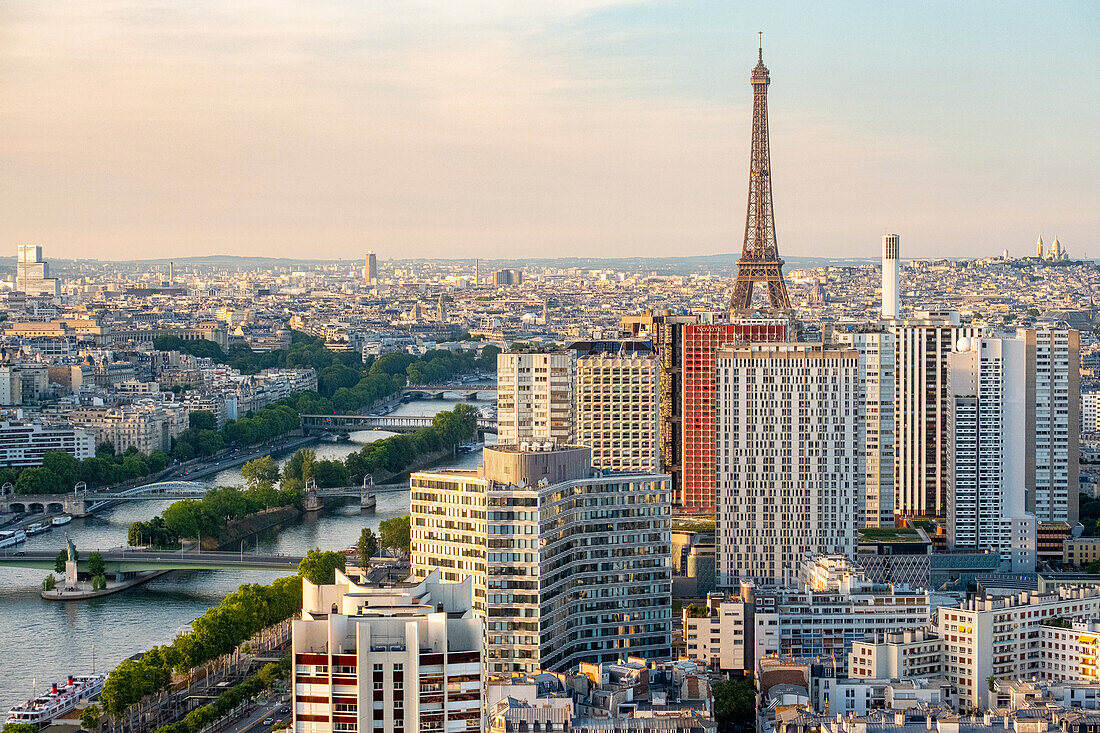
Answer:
xmin=92 ymin=575 xmax=108 ymax=591
xmin=42 ymin=451 xmax=80 ymax=490
xmin=15 ymin=467 xmax=61 ymax=494
xmin=297 ymin=548 xmax=346 ymax=585
xmin=5 ymin=724 xmax=41 ymax=733
xmin=79 ymin=704 xmax=102 ymax=730
xmin=55 ymin=549 xmax=69 ymax=573
xmin=42 ymin=574 xmax=55 ymax=591
xmin=379 ymin=516 xmax=411 ymax=556
xmin=88 ymin=551 xmax=106 ymax=577
xmin=311 ymin=460 xmax=350 ymax=488
xmin=95 ymin=441 xmax=115 ymax=458
xmin=241 ymin=455 xmax=280 ymax=487
xmin=188 ymin=410 xmax=218 ymax=431
xmin=356 ymin=528 xmax=378 ymax=569
xmin=1087 ymin=559 xmax=1100 ymax=574
xmin=712 ymin=678 xmax=756 ymax=733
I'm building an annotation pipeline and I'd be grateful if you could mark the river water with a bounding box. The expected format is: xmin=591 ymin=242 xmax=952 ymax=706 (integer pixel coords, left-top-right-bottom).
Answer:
xmin=0 ymin=396 xmax=494 ymax=711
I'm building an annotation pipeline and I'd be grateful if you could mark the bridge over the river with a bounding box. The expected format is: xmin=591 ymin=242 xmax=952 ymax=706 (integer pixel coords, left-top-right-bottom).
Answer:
xmin=0 ymin=548 xmax=305 ymax=573
xmin=1 ymin=480 xmax=411 ymax=515
xmin=300 ymin=414 xmax=497 ymax=435
xmin=401 ymin=383 xmax=496 ymax=399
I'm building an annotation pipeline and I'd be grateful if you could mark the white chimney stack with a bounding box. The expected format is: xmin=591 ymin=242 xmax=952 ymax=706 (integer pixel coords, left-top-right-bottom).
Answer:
xmin=881 ymin=233 xmax=900 ymax=319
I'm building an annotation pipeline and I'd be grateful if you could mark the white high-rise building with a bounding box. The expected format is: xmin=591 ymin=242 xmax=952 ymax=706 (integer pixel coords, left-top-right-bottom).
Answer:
xmin=831 ymin=327 xmax=896 ymax=528
xmin=571 ymin=340 xmax=659 ymax=472
xmin=715 ymin=343 xmax=860 ymax=585
xmin=891 ymin=312 xmax=982 ymax=519
xmin=292 ymin=570 xmax=482 ymax=733
xmin=946 ymin=335 xmax=1036 ymax=571
xmin=495 ymin=351 xmax=574 ymax=445
xmin=410 ymin=444 xmax=672 ymax=676
xmin=881 ymin=234 xmax=900 ymax=319
xmin=1026 ymin=326 xmax=1080 ymax=524
xmin=1083 ymin=391 xmax=1100 ymax=436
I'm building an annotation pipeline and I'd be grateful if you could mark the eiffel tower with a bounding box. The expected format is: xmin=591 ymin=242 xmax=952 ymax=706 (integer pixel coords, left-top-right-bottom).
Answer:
xmin=729 ymin=34 xmax=792 ymax=314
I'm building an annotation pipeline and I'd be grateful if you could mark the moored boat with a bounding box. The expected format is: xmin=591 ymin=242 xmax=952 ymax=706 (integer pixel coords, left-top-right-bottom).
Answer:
xmin=0 ymin=529 xmax=27 ymax=549
xmin=51 ymin=515 xmax=72 ymax=527
xmin=25 ymin=522 xmax=51 ymax=536
xmin=5 ymin=674 xmax=109 ymax=728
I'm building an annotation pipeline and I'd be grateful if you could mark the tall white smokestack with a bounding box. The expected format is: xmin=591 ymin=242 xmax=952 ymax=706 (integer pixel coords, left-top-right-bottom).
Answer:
xmin=881 ymin=234 xmax=900 ymax=319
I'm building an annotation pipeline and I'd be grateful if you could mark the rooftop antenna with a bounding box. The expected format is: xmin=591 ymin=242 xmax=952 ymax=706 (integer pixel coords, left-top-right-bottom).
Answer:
xmin=758 ymin=31 xmax=763 ymax=62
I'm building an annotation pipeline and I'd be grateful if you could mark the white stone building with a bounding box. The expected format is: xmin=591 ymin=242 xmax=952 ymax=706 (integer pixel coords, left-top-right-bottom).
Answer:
xmin=715 ymin=343 xmax=860 ymax=585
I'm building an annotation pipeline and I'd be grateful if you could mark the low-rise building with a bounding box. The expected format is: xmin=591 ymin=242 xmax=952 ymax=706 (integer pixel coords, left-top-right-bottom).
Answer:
xmin=0 ymin=421 xmax=95 ymax=467
xmin=849 ymin=630 xmax=945 ymax=680
xmin=1065 ymin=538 xmax=1100 ymax=568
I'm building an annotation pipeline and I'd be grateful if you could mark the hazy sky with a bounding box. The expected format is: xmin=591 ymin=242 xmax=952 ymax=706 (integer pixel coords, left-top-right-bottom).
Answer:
xmin=1 ymin=1 xmax=1096 ymax=261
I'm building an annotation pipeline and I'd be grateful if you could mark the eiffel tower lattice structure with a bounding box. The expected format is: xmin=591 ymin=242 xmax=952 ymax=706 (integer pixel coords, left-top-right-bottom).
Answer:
xmin=729 ymin=34 xmax=792 ymax=315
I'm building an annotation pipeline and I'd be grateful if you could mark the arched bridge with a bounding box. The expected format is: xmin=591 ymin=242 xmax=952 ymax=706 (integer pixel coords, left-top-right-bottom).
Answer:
xmin=300 ymin=414 xmax=497 ymax=435
xmin=0 ymin=548 xmax=306 ymax=573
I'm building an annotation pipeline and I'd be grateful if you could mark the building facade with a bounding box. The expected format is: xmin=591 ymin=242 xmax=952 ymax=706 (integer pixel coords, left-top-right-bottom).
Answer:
xmin=831 ymin=326 xmax=896 ymax=528
xmin=0 ymin=421 xmax=95 ymax=467
xmin=410 ymin=444 xmax=672 ymax=677
xmin=496 ymin=351 xmax=574 ymax=445
xmin=1026 ymin=326 xmax=1080 ymax=524
xmin=946 ymin=335 xmax=1036 ymax=570
xmin=292 ymin=570 xmax=482 ymax=733
xmin=891 ymin=312 xmax=981 ymax=519
xmin=936 ymin=587 xmax=1100 ymax=710
xmin=680 ymin=318 xmax=787 ymax=512
xmin=881 ymin=234 xmax=900 ymax=320
xmin=571 ymin=340 xmax=659 ymax=472
xmin=715 ymin=343 xmax=860 ymax=584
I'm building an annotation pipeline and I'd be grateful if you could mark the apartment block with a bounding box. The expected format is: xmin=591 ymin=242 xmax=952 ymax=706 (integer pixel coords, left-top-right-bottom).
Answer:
xmin=292 ymin=570 xmax=482 ymax=733
xmin=0 ymin=421 xmax=95 ymax=467
xmin=571 ymin=340 xmax=659 ymax=472
xmin=685 ymin=557 xmax=929 ymax=676
xmin=849 ymin=629 xmax=944 ymax=680
xmin=946 ymin=335 xmax=1036 ymax=571
xmin=831 ymin=326 xmax=896 ymax=527
xmin=936 ymin=587 xmax=1100 ymax=710
xmin=410 ymin=444 xmax=672 ymax=676
xmin=891 ymin=312 xmax=981 ymax=518
xmin=68 ymin=403 xmax=188 ymax=454
xmin=680 ymin=318 xmax=786 ymax=512
xmin=1026 ymin=326 xmax=1080 ymax=524
xmin=1084 ymin=391 xmax=1100 ymax=436
xmin=715 ymin=343 xmax=859 ymax=584
xmin=496 ymin=351 xmax=574 ymax=445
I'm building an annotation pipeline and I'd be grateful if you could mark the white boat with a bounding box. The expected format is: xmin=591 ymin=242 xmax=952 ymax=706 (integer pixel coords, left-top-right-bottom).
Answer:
xmin=25 ymin=522 xmax=51 ymax=536
xmin=6 ymin=674 xmax=109 ymax=727
xmin=51 ymin=515 xmax=72 ymax=527
xmin=0 ymin=529 xmax=27 ymax=549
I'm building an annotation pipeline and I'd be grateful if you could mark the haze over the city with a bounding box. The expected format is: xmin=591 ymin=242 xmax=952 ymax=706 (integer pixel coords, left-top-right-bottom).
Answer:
xmin=1 ymin=1 xmax=1096 ymax=261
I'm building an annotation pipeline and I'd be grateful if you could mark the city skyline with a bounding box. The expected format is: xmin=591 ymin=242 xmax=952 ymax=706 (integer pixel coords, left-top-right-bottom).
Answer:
xmin=1 ymin=1 xmax=1096 ymax=262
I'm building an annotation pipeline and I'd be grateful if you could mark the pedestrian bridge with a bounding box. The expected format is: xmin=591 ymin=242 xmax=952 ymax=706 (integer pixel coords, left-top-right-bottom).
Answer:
xmin=300 ymin=414 xmax=497 ymax=435
xmin=0 ymin=548 xmax=306 ymax=573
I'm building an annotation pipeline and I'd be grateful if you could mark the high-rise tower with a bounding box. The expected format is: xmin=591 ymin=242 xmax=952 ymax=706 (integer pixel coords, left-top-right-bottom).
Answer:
xmin=729 ymin=35 xmax=791 ymax=314
xmin=881 ymin=234 xmax=900 ymax=319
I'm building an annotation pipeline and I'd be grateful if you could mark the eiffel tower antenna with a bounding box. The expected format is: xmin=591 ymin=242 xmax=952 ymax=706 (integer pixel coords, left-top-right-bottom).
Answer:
xmin=729 ymin=34 xmax=792 ymax=315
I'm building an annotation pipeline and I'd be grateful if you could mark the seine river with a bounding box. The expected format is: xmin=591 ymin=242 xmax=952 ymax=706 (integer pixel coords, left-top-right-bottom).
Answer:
xmin=0 ymin=397 xmax=493 ymax=711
